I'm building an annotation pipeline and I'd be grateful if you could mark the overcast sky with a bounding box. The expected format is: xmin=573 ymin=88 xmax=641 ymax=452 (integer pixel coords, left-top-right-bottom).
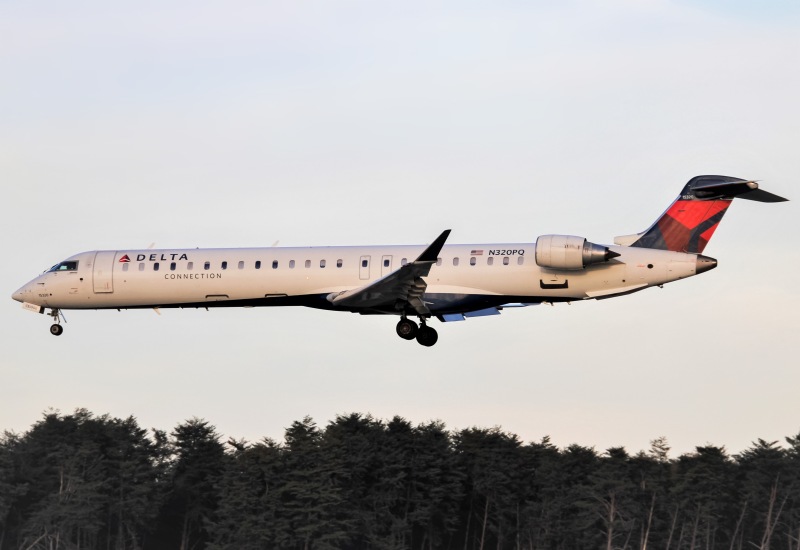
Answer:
xmin=1 ymin=0 xmax=798 ymax=457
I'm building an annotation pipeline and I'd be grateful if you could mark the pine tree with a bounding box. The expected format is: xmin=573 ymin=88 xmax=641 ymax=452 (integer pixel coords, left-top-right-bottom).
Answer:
xmin=156 ymin=418 xmax=227 ymax=550
xmin=278 ymin=416 xmax=351 ymax=550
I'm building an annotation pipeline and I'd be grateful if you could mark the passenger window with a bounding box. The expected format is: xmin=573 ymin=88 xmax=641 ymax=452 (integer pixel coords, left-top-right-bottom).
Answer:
xmin=122 ymin=263 xmax=129 ymax=272
xmin=272 ymin=260 xmax=279 ymax=269
xmin=238 ymin=261 xmax=244 ymax=269
xmin=401 ymin=258 xmax=407 ymax=266
xmin=487 ymin=257 xmax=494 ymax=266
xmin=503 ymin=257 xmax=509 ymax=265
xmin=383 ymin=259 xmax=390 ymax=267
xmin=361 ymin=259 xmax=368 ymax=268
xmin=154 ymin=263 xmax=160 ymax=271
xmin=221 ymin=261 xmax=228 ymax=270
xmin=204 ymin=261 xmax=210 ymax=270
xmin=517 ymin=256 xmax=524 ymax=265
xmin=305 ymin=260 xmax=311 ymax=268
xmin=470 ymin=257 xmax=476 ymax=266
xmin=170 ymin=262 xmax=176 ymax=271
xmin=337 ymin=259 xmax=343 ymax=268
xmin=187 ymin=262 xmax=194 ymax=270
xmin=453 ymin=257 xmax=459 ymax=266
xmin=289 ymin=260 xmax=295 ymax=269
xmin=255 ymin=261 xmax=261 ymax=269
xmin=436 ymin=258 xmax=442 ymax=266
xmin=138 ymin=263 xmax=145 ymax=271
xmin=320 ymin=259 xmax=326 ymax=268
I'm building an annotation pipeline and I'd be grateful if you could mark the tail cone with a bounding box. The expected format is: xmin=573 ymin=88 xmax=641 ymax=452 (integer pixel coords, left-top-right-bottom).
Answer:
xmin=696 ymin=255 xmax=718 ymax=275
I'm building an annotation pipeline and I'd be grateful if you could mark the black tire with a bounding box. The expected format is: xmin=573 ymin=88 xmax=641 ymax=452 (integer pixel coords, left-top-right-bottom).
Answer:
xmin=50 ymin=324 xmax=63 ymax=336
xmin=416 ymin=325 xmax=438 ymax=347
xmin=396 ymin=318 xmax=418 ymax=340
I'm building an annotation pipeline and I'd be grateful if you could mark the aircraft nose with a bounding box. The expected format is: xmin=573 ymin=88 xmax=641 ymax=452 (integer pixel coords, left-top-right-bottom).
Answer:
xmin=12 ymin=284 xmax=30 ymax=303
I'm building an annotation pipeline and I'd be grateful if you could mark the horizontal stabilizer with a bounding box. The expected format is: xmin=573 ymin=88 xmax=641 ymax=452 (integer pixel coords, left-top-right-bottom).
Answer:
xmin=614 ymin=233 xmax=643 ymax=246
xmin=737 ymin=188 xmax=788 ymax=203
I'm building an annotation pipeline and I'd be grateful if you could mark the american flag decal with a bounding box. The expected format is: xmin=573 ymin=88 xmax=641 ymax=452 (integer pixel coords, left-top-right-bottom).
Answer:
xmin=119 ymin=254 xmax=131 ymax=263
xmin=470 ymin=250 xmax=484 ymax=255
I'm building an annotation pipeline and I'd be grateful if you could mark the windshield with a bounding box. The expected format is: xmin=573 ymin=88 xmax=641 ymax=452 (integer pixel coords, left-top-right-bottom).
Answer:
xmin=48 ymin=261 xmax=79 ymax=272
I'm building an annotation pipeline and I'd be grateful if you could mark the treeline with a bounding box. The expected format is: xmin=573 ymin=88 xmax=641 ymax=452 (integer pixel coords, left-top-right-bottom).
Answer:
xmin=1 ymin=410 xmax=799 ymax=550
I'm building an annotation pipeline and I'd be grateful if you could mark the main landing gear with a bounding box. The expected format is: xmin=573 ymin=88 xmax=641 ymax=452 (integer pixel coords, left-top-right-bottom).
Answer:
xmin=396 ymin=317 xmax=438 ymax=347
xmin=48 ymin=309 xmax=64 ymax=336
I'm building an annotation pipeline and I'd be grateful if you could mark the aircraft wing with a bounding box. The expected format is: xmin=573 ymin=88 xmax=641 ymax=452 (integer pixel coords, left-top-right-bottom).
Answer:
xmin=327 ymin=230 xmax=451 ymax=315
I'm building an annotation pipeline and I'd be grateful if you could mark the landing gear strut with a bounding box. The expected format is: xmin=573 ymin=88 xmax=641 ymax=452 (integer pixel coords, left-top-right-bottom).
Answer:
xmin=48 ymin=309 xmax=64 ymax=336
xmin=396 ymin=317 xmax=438 ymax=347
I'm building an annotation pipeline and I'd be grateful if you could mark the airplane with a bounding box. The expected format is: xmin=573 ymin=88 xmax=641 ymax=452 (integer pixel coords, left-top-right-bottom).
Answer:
xmin=12 ymin=176 xmax=787 ymax=346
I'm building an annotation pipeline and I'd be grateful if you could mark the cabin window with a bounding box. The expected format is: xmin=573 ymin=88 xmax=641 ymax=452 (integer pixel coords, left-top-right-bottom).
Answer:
xmin=401 ymin=258 xmax=408 ymax=266
xmin=122 ymin=263 xmax=129 ymax=272
xmin=337 ymin=259 xmax=343 ymax=268
xmin=289 ymin=260 xmax=295 ymax=269
xmin=305 ymin=260 xmax=311 ymax=268
xmin=436 ymin=258 xmax=442 ymax=266
xmin=453 ymin=257 xmax=459 ymax=266
xmin=272 ymin=260 xmax=279 ymax=269
xmin=139 ymin=263 xmax=145 ymax=271
xmin=187 ymin=262 xmax=194 ymax=270
xmin=221 ymin=261 xmax=228 ymax=270
xmin=238 ymin=261 xmax=244 ymax=270
xmin=255 ymin=261 xmax=261 ymax=269
xmin=487 ymin=257 xmax=494 ymax=266
xmin=320 ymin=259 xmax=326 ymax=268
xmin=503 ymin=257 xmax=509 ymax=266
xmin=204 ymin=261 xmax=210 ymax=270
xmin=153 ymin=262 xmax=160 ymax=271
xmin=361 ymin=259 xmax=368 ymax=268
xmin=170 ymin=262 xmax=176 ymax=271
xmin=469 ymin=257 xmax=476 ymax=266
xmin=517 ymin=256 xmax=524 ymax=265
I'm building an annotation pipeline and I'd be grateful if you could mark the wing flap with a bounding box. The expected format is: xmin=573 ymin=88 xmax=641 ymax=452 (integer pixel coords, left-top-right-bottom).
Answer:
xmin=327 ymin=230 xmax=450 ymax=315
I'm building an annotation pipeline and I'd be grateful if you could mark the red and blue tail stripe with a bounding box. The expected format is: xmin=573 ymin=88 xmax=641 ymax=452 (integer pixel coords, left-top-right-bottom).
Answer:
xmin=630 ymin=175 xmax=786 ymax=254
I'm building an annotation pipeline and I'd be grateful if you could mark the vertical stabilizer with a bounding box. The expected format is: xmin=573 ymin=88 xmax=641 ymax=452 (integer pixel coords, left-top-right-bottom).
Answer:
xmin=629 ymin=175 xmax=786 ymax=253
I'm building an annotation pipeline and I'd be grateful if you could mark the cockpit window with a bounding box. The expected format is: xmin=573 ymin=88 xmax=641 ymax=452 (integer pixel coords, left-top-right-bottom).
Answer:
xmin=48 ymin=261 xmax=78 ymax=272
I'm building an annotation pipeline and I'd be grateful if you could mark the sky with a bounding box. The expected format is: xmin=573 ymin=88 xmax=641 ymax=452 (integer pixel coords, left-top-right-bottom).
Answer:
xmin=1 ymin=0 xmax=798 ymax=458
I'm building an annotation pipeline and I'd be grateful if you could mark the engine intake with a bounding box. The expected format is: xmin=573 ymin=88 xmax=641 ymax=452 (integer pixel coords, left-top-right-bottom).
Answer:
xmin=535 ymin=235 xmax=619 ymax=270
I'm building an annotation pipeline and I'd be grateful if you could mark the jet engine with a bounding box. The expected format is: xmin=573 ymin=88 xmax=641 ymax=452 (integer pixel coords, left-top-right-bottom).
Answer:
xmin=535 ymin=235 xmax=620 ymax=270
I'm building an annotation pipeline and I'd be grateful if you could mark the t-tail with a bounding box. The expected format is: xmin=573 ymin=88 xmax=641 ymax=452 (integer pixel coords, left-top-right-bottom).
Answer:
xmin=615 ymin=175 xmax=788 ymax=253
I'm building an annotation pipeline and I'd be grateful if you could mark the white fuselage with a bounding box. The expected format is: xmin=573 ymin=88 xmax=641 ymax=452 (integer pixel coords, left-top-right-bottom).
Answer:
xmin=13 ymin=242 xmax=700 ymax=315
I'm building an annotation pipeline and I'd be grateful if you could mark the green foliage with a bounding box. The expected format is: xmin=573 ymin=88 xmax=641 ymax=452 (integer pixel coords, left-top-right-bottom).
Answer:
xmin=2 ymin=410 xmax=800 ymax=550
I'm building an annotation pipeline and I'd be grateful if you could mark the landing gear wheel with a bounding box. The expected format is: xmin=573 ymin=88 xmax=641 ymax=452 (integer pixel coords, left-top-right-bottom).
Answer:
xmin=396 ymin=318 xmax=418 ymax=340
xmin=50 ymin=324 xmax=64 ymax=336
xmin=416 ymin=324 xmax=438 ymax=347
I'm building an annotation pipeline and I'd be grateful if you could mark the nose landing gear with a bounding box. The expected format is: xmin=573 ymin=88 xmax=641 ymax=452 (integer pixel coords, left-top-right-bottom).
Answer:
xmin=48 ymin=309 xmax=64 ymax=336
xmin=395 ymin=317 xmax=438 ymax=347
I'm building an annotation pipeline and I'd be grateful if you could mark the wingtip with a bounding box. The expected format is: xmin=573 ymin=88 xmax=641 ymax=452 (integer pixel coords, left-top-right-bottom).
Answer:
xmin=416 ymin=230 xmax=452 ymax=263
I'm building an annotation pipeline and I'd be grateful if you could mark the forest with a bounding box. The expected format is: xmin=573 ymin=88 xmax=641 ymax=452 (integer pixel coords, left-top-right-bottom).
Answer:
xmin=1 ymin=409 xmax=798 ymax=550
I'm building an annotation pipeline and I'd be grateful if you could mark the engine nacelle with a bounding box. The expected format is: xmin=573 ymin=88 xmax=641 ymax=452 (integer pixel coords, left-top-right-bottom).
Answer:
xmin=535 ymin=235 xmax=619 ymax=270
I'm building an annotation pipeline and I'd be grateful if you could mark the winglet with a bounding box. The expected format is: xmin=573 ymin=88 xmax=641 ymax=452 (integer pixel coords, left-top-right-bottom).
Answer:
xmin=416 ymin=230 xmax=451 ymax=263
